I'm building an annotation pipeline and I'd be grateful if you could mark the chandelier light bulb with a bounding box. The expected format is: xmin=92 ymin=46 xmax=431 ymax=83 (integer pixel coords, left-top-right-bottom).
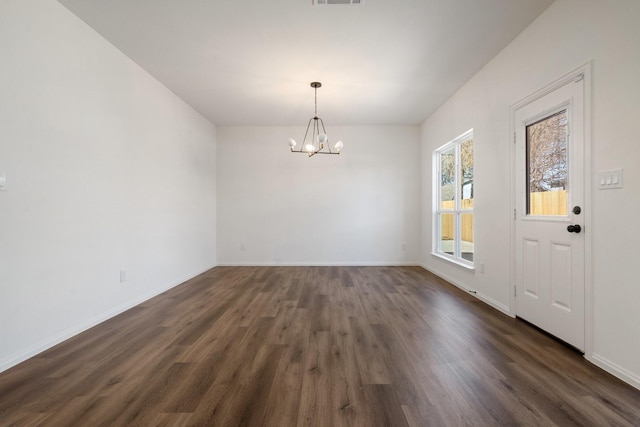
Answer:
xmin=317 ymin=133 xmax=327 ymax=143
xmin=305 ymin=143 xmax=314 ymax=153
xmin=288 ymin=138 xmax=297 ymax=148
xmin=334 ymin=140 xmax=344 ymax=152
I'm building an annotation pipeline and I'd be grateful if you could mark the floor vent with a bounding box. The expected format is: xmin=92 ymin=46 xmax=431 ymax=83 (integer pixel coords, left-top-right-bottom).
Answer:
xmin=314 ymin=0 xmax=363 ymax=5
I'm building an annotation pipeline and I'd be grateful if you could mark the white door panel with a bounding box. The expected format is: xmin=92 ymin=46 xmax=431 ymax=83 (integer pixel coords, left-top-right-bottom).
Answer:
xmin=550 ymin=241 xmax=571 ymax=311
xmin=522 ymin=238 xmax=540 ymax=299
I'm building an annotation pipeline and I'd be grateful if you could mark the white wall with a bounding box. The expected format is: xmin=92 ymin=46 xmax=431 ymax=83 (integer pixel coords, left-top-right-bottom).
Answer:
xmin=0 ymin=0 xmax=217 ymax=371
xmin=420 ymin=0 xmax=640 ymax=388
xmin=217 ymin=126 xmax=420 ymax=265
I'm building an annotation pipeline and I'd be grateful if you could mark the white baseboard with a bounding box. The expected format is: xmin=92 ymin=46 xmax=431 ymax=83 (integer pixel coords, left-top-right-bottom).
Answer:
xmin=417 ymin=267 xmax=639 ymax=391
xmin=216 ymin=261 xmax=419 ymax=267
xmin=418 ymin=264 xmax=512 ymax=316
xmin=0 ymin=264 xmax=217 ymax=374
xmin=8 ymin=263 xmax=638 ymax=393
xmin=588 ymin=353 xmax=640 ymax=391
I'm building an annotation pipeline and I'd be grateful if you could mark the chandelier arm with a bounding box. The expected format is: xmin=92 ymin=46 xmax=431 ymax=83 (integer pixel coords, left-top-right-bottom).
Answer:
xmin=313 ymin=117 xmax=319 ymax=153
xmin=300 ymin=117 xmax=315 ymax=152
xmin=318 ymin=118 xmax=331 ymax=153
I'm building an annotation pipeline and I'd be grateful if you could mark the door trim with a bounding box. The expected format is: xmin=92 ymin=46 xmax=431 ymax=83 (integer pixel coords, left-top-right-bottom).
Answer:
xmin=509 ymin=62 xmax=592 ymax=357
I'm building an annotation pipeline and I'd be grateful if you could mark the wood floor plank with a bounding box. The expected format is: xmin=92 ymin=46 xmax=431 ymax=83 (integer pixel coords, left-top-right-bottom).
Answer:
xmin=162 ymin=354 xmax=222 ymax=413
xmin=296 ymin=331 xmax=332 ymax=427
xmin=267 ymin=302 xmax=305 ymax=345
xmin=145 ymin=413 xmax=194 ymax=427
xmin=187 ymin=319 xmax=282 ymax=425
xmin=327 ymin=307 xmax=368 ymax=427
xmin=1 ymin=266 xmax=639 ymax=426
xmin=310 ymin=294 xmax=331 ymax=332
xmin=260 ymin=358 xmax=304 ymax=427
xmin=329 ymin=284 xmax=367 ymax=318
xmin=348 ymin=316 xmax=392 ymax=385
xmin=362 ymin=384 xmax=409 ymax=427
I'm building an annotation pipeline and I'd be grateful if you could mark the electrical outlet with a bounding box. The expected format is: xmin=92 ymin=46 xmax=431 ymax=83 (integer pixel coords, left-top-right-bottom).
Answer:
xmin=119 ymin=270 xmax=127 ymax=283
xmin=0 ymin=173 xmax=6 ymax=191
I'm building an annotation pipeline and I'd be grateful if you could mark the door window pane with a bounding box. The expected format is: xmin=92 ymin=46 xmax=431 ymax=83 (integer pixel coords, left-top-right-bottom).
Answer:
xmin=526 ymin=109 xmax=568 ymax=216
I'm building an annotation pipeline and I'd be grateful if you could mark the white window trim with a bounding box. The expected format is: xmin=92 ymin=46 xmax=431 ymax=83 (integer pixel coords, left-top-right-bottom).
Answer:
xmin=433 ymin=128 xmax=474 ymax=268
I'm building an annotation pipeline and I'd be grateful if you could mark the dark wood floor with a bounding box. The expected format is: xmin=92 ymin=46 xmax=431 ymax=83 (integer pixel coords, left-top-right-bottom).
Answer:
xmin=1 ymin=266 xmax=639 ymax=426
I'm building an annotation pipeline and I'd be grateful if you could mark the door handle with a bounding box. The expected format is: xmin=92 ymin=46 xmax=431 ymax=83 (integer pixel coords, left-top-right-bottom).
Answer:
xmin=567 ymin=224 xmax=582 ymax=233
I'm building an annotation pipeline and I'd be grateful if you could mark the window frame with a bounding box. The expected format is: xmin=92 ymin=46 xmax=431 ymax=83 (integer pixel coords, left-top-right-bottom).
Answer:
xmin=432 ymin=129 xmax=474 ymax=268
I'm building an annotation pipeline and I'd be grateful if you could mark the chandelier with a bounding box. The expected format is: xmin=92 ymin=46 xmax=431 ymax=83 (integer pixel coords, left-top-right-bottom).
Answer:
xmin=288 ymin=82 xmax=343 ymax=157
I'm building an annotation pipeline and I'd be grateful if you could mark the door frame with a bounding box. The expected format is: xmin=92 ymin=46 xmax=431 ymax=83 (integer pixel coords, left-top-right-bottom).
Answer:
xmin=509 ymin=62 xmax=593 ymax=358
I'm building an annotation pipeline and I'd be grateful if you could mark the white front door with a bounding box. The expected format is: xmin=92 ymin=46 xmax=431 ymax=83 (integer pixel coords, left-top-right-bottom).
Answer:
xmin=514 ymin=74 xmax=586 ymax=351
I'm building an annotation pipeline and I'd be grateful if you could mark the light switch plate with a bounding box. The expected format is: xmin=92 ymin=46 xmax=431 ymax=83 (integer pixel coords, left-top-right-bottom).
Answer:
xmin=598 ymin=169 xmax=623 ymax=190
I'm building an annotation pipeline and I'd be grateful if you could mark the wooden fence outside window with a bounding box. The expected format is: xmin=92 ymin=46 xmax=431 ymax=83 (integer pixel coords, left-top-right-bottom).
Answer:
xmin=439 ymin=191 xmax=567 ymax=243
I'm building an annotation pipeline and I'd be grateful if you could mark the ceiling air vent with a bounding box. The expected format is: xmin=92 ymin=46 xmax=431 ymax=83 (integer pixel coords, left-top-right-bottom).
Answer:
xmin=314 ymin=0 xmax=363 ymax=5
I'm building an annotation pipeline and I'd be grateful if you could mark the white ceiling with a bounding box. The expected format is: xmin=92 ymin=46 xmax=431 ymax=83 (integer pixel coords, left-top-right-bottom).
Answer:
xmin=58 ymin=0 xmax=554 ymax=126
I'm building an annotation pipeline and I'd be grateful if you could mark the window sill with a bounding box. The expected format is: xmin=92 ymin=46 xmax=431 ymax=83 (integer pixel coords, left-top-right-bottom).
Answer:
xmin=430 ymin=251 xmax=475 ymax=270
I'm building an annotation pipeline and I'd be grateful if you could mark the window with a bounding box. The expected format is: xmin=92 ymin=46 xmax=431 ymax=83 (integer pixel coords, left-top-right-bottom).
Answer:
xmin=434 ymin=129 xmax=474 ymax=266
xmin=526 ymin=109 xmax=568 ymax=216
